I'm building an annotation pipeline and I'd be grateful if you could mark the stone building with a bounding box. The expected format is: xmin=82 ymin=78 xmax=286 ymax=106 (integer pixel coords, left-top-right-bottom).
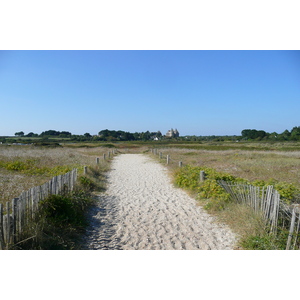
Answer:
xmin=165 ymin=128 xmax=179 ymax=138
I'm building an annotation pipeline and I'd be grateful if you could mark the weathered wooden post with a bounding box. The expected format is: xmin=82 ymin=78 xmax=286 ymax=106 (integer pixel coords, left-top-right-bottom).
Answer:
xmin=159 ymin=152 xmax=162 ymax=159
xmin=6 ymin=202 xmax=10 ymax=249
xmin=96 ymin=157 xmax=100 ymax=164
xmin=286 ymin=208 xmax=296 ymax=250
xmin=167 ymin=155 xmax=170 ymax=164
xmin=179 ymin=161 xmax=183 ymax=167
xmin=108 ymin=151 xmax=111 ymax=158
xmin=200 ymin=171 xmax=205 ymax=182
xmin=12 ymin=198 xmax=17 ymax=244
xmin=103 ymin=153 xmax=106 ymax=160
xmin=83 ymin=166 xmax=87 ymax=175
xmin=0 ymin=203 xmax=4 ymax=250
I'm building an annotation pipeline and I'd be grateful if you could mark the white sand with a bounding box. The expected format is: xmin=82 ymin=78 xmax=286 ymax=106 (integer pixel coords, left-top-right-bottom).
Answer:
xmin=82 ymin=154 xmax=237 ymax=250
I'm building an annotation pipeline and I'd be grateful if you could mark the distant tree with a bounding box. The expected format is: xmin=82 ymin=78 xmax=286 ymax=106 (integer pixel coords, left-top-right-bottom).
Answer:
xmin=291 ymin=126 xmax=300 ymax=141
xmin=26 ymin=132 xmax=38 ymax=137
xmin=133 ymin=132 xmax=140 ymax=140
xmin=278 ymin=129 xmax=291 ymax=141
xmin=156 ymin=131 xmax=162 ymax=138
xmin=60 ymin=131 xmax=72 ymax=137
xmin=84 ymin=133 xmax=92 ymax=138
xmin=241 ymin=129 xmax=266 ymax=140
xmin=98 ymin=129 xmax=110 ymax=138
xmin=40 ymin=130 xmax=60 ymax=136
xmin=268 ymin=132 xmax=278 ymax=140
xmin=15 ymin=131 xmax=24 ymax=137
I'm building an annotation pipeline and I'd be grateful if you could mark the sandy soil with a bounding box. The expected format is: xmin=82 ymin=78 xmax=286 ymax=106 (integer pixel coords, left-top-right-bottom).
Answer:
xmin=81 ymin=154 xmax=237 ymax=250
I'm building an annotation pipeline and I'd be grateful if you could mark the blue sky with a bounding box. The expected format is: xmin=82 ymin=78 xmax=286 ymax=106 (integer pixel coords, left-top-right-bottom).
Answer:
xmin=0 ymin=50 xmax=299 ymax=136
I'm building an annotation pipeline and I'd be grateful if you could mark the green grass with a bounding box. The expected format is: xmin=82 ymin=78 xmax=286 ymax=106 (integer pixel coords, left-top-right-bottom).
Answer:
xmin=0 ymin=159 xmax=76 ymax=176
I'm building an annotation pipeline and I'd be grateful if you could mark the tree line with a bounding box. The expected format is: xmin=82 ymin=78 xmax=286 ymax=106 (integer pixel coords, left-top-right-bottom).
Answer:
xmin=11 ymin=129 xmax=164 ymax=142
xmin=241 ymin=126 xmax=300 ymax=141
xmin=4 ymin=126 xmax=300 ymax=143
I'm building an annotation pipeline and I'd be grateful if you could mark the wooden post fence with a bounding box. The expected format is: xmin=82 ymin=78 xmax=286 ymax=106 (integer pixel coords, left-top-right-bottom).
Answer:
xmin=218 ymin=180 xmax=300 ymax=249
xmin=147 ymin=150 xmax=300 ymax=250
xmin=200 ymin=171 xmax=205 ymax=182
xmin=0 ymin=168 xmax=78 ymax=250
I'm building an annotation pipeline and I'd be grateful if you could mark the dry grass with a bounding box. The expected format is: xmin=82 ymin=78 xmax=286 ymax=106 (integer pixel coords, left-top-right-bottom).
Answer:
xmin=149 ymin=144 xmax=300 ymax=249
xmin=0 ymin=145 xmax=113 ymax=205
xmin=216 ymin=203 xmax=267 ymax=239
xmin=153 ymin=148 xmax=300 ymax=188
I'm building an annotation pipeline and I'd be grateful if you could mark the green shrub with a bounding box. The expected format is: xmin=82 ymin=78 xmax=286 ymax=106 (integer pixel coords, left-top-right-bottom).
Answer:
xmin=252 ymin=178 xmax=300 ymax=203
xmin=175 ymin=165 xmax=236 ymax=211
xmin=39 ymin=191 xmax=92 ymax=227
xmin=240 ymin=228 xmax=290 ymax=250
xmin=175 ymin=164 xmax=300 ymax=210
xmin=78 ymin=176 xmax=98 ymax=192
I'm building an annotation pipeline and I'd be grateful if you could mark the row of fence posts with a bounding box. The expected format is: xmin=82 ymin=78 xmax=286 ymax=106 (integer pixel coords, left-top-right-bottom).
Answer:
xmin=84 ymin=149 xmax=117 ymax=175
xmin=150 ymin=148 xmax=206 ymax=182
xmin=150 ymin=148 xmax=300 ymax=250
xmin=0 ymin=169 xmax=78 ymax=250
xmin=218 ymin=180 xmax=300 ymax=250
xmin=0 ymin=149 xmax=119 ymax=250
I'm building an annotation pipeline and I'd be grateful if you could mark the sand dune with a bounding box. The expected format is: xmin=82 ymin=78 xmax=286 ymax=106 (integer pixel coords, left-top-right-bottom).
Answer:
xmin=82 ymin=154 xmax=236 ymax=250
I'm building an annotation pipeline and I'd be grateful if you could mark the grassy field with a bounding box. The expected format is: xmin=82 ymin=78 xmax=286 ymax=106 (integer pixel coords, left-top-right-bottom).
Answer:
xmin=1 ymin=140 xmax=299 ymax=249
xmin=147 ymin=141 xmax=300 ymax=249
xmin=2 ymin=140 xmax=299 ymax=203
xmin=152 ymin=147 xmax=300 ymax=189
xmin=0 ymin=144 xmax=113 ymax=205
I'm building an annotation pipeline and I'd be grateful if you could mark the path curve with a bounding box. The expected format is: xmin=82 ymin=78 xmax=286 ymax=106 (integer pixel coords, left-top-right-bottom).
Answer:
xmin=82 ymin=154 xmax=236 ymax=250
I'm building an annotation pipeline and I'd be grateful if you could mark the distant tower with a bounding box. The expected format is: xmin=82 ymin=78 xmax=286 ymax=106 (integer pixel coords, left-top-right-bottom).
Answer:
xmin=165 ymin=128 xmax=179 ymax=138
xmin=174 ymin=128 xmax=179 ymax=137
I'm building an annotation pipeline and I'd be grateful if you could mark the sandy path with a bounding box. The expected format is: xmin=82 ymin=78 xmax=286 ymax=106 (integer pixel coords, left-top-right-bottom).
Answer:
xmin=81 ymin=154 xmax=236 ymax=250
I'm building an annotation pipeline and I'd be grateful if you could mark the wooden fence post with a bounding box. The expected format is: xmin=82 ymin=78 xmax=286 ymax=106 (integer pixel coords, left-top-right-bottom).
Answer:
xmin=167 ymin=155 xmax=170 ymax=164
xmin=200 ymin=171 xmax=205 ymax=182
xmin=0 ymin=204 xmax=4 ymax=250
xmin=179 ymin=161 xmax=183 ymax=167
xmin=12 ymin=198 xmax=18 ymax=244
xmin=103 ymin=153 xmax=106 ymax=160
xmin=6 ymin=202 xmax=10 ymax=249
xmin=286 ymin=208 xmax=296 ymax=250
xmin=96 ymin=157 xmax=100 ymax=164
xmin=159 ymin=152 xmax=162 ymax=159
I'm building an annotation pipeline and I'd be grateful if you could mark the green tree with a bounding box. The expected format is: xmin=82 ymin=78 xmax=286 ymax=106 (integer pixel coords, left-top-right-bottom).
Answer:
xmin=291 ymin=126 xmax=300 ymax=141
xmin=278 ymin=129 xmax=291 ymax=141
xmin=15 ymin=131 xmax=24 ymax=137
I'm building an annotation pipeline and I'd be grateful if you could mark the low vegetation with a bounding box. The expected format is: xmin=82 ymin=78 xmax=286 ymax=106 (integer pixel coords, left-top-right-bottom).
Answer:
xmin=10 ymin=164 xmax=109 ymax=250
xmin=0 ymin=144 xmax=113 ymax=249
xmin=0 ymin=145 xmax=111 ymax=205
xmin=2 ymin=139 xmax=300 ymax=250
xmin=150 ymin=143 xmax=300 ymax=249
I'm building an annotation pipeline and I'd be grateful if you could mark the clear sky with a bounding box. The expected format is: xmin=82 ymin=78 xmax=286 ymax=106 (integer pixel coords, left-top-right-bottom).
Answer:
xmin=1 ymin=50 xmax=299 ymax=137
